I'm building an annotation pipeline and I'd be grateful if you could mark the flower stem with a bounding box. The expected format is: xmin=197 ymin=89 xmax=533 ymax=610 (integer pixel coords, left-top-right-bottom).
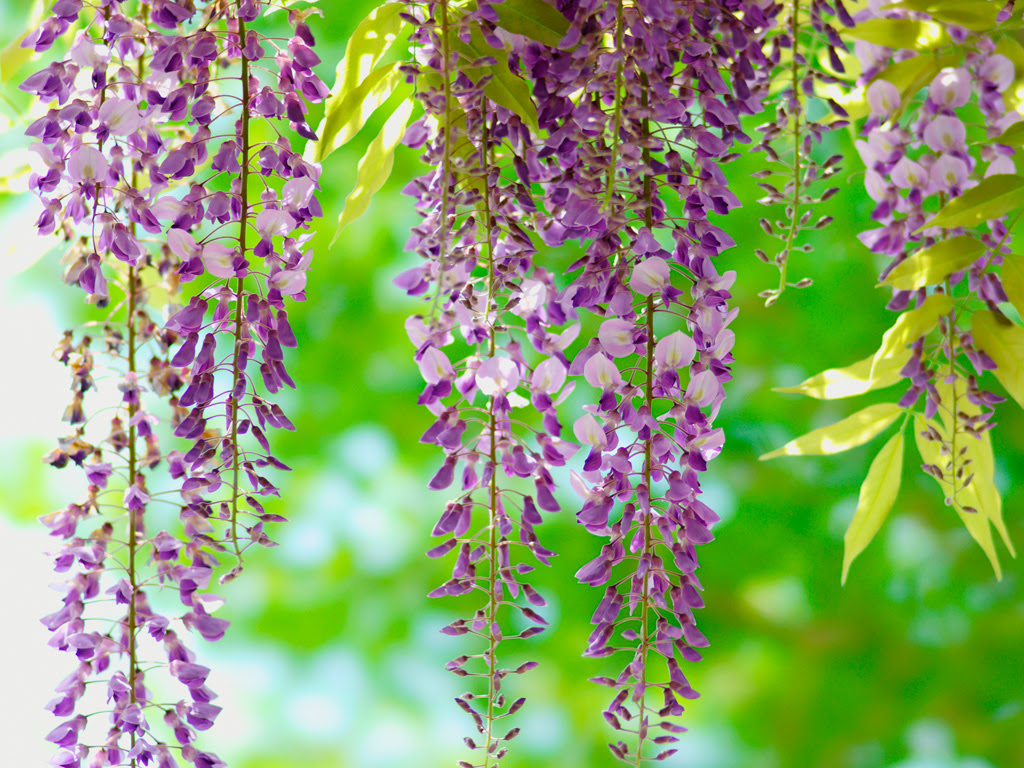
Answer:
xmin=229 ymin=10 xmax=251 ymax=563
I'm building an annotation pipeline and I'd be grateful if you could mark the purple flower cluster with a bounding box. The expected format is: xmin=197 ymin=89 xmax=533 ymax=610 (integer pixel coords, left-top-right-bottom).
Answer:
xmin=398 ymin=2 xmax=577 ymax=764
xmin=398 ymin=0 xmax=778 ymax=762
xmin=516 ymin=0 xmax=772 ymax=760
xmin=25 ymin=2 xmax=324 ymax=766
xmin=855 ymin=11 xmax=1014 ymax=431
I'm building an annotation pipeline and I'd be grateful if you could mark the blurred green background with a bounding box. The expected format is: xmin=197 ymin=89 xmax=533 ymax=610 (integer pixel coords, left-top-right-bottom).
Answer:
xmin=1 ymin=1 xmax=1022 ymax=767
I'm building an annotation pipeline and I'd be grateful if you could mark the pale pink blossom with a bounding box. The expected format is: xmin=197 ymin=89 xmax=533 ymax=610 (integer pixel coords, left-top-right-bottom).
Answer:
xmin=929 ymin=154 xmax=968 ymax=191
xmin=986 ymin=155 xmax=1017 ymax=177
xmin=891 ymin=157 xmax=928 ymax=190
xmin=980 ymin=54 xmax=1014 ymax=92
xmin=866 ymin=80 xmax=900 ymax=118
xmin=583 ymin=353 xmax=622 ymax=389
xmin=923 ymin=115 xmax=966 ymax=153
xmin=654 ymin=331 xmax=697 ymax=369
xmin=685 ymin=369 xmax=721 ymax=407
xmin=167 ymin=229 xmax=200 ymax=260
xmin=531 ymin=358 xmax=567 ymax=394
xmin=269 ymin=268 xmax=307 ymax=295
xmin=476 ymin=356 xmax=520 ymax=396
xmin=928 ymin=68 xmax=971 ymax=108
xmin=201 ymin=243 xmax=237 ymax=280
xmin=573 ymin=413 xmax=607 ymax=448
xmin=67 ymin=146 xmax=107 ymax=184
xmin=98 ymin=98 xmax=141 ymax=136
xmin=597 ymin=318 xmax=635 ymax=358
xmin=255 ymin=208 xmax=296 ymax=239
xmin=418 ymin=347 xmax=454 ymax=384
xmin=629 ymin=256 xmax=671 ymax=296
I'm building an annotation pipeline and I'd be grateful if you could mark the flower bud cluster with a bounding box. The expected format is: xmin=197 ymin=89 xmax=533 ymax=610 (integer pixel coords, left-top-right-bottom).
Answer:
xmin=752 ymin=0 xmax=852 ymax=305
xmin=25 ymin=2 xmax=323 ymax=766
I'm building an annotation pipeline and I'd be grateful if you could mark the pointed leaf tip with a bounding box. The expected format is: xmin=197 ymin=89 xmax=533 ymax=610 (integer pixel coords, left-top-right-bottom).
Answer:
xmin=759 ymin=403 xmax=903 ymax=461
xmin=842 ymin=432 xmax=904 ymax=584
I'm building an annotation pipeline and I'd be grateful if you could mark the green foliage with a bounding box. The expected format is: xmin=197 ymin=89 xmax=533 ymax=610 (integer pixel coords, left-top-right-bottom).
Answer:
xmin=332 ymin=97 xmax=414 ymax=239
xmin=842 ymin=431 xmax=904 ymax=584
xmin=493 ymin=0 xmax=571 ymax=46
xmin=972 ymin=310 xmax=1024 ymax=412
xmin=773 ymin=350 xmax=912 ymax=400
xmin=923 ymin=174 xmax=1024 ymax=230
xmin=759 ymin=403 xmax=904 ymax=460
xmin=844 ymin=18 xmax=948 ymax=50
xmin=880 ymin=237 xmax=987 ymax=291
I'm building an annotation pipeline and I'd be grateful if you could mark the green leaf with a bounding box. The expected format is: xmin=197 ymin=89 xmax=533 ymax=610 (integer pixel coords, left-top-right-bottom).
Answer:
xmin=922 ymin=174 xmax=1024 ymax=231
xmin=335 ymin=2 xmax=405 ymax=100
xmin=1 ymin=0 xmax=46 ymax=83
xmin=449 ymin=27 xmax=539 ymax=129
xmin=871 ymin=292 xmax=954 ymax=378
xmin=932 ymin=377 xmax=1015 ymax=559
xmin=494 ymin=0 xmax=570 ymax=47
xmin=971 ymin=310 xmax=1024 ymax=412
xmin=759 ymin=403 xmax=903 ymax=460
xmin=914 ymin=415 xmax=1003 ymax=579
xmin=773 ymin=348 xmax=911 ymax=400
xmin=882 ymin=0 xmax=999 ymax=31
xmin=844 ymin=19 xmax=948 ymax=50
xmin=994 ymin=121 xmax=1024 ymax=147
xmin=1002 ymin=253 xmax=1024 ymax=318
xmin=881 ymin=236 xmax=987 ymax=290
xmin=842 ymin=431 xmax=904 ymax=584
xmin=331 ymin=98 xmax=414 ymax=243
xmin=311 ymin=62 xmax=410 ymax=163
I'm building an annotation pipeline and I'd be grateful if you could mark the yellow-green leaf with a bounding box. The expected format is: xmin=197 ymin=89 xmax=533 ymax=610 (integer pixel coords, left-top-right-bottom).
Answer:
xmin=995 ymin=122 xmax=1024 ymax=148
xmin=759 ymin=403 xmax=903 ymax=460
xmin=1 ymin=0 xmax=46 ymax=83
xmin=331 ymin=98 xmax=413 ymax=243
xmin=882 ymin=0 xmax=998 ymax=31
xmin=773 ymin=348 xmax=911 ymax=400
xmin=494 ymin=0 xmax=570 ymax=47
xmin=871 ymin=293 xmax=954 ymax=378
xmin=881 ymin=236 xmax=987 ymax=290
xmin=971 ymin=310 xmax=1024 ymax=411
xmin=1002 ymin=253 xmax=1024 ymax=319
xmin=922 ymin=174 xmax=1024 ymax=231
xmin=913 ymin=415 xmax=1002 ymax=578
xmin=335 ymin=2 xmax=405 ymax=101
xmin=842 ymin=432 xmax=904 ymax=584
xmin=450 ymin=27 xmax=539 ymax=129
xmin=311 ymin=62 xmax=410 ymax=162
xmin=845 ymin=19 xmax=948 ymax=50
xmin=932 ymin=377 xmax=1015 ymax=558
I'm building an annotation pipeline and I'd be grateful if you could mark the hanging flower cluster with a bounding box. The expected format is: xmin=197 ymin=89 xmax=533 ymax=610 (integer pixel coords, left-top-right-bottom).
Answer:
xmin=851 ymin=5 xmax=1017 ymax=572
xmin=23 ymin=1 xmax=324 ymax=766
xmin=753 ymin=0 xmax=853 ymax=305
xmin=512 ymin=0 xmax=775 ymax=760
xmin=398 ymin=1 xmax=578 ymax=764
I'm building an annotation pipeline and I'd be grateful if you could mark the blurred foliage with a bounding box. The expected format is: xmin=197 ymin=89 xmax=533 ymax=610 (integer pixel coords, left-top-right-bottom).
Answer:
xmin=1 ymin=1 xmax=1023 ymax=767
